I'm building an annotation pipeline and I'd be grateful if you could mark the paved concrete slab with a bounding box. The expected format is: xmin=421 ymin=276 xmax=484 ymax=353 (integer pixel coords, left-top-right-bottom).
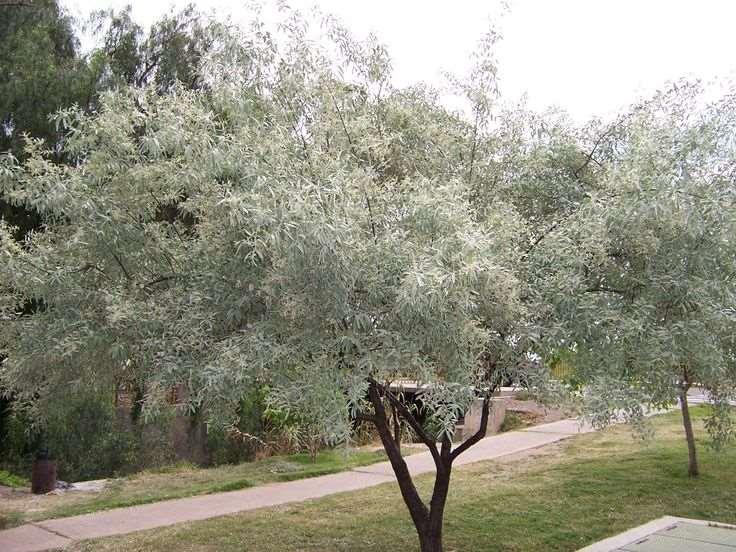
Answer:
xmin=0 ymin=524 xmax=71 ymax=552
xmin=619 ymin=533 xmax=734 ymax=551
xmin=355 ymin=425 xmax=578 ymax=477
xmin=454 ymin=428 xmax=571 ymax=467
xmin=662 ymin=523 xmax=736 ymax=547
xmin=687 ymin=388 xmax=736 ymax=407
xmin=580 ymin=517 xmax=736 ymax=552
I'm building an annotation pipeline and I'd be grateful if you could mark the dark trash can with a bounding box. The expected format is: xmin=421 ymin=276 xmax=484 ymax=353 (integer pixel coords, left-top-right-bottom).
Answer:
xmin=31 ymin=448 xmax=57 ymax=494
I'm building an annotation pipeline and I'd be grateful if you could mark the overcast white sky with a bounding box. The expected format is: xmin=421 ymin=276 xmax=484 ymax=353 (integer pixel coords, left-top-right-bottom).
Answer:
xmin=65 ymin=0 xmax=736 ymax=122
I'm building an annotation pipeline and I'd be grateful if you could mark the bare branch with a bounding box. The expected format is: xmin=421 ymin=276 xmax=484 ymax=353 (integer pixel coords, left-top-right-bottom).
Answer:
xmin=520 ymin=218 xmax=563 ymax=261
xmin=109 ymin=250 xmax=132 ymax=281
xmin=467 ymin=115 xmax=479 ymax=186
xmin=392 ymin=407 xmax=401 ymax=453
xmin=573 ymin=123 xmax=618 ymax=178
xmin=329 ymin=89 xmax=354 ymax=150
xmin=142 ymin=274 xmax=179 ymax=289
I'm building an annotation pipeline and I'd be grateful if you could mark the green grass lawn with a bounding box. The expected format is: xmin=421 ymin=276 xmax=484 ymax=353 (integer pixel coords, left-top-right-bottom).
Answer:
xmin=0 ymin=447 xmax=394 ymax=530
xmin=67 ymin=407 xmax=736 ymax=552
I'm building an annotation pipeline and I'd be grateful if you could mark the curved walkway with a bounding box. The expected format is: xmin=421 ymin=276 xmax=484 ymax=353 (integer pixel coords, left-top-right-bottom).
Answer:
xmin=0 ymin=419 xmax=593 ymax=552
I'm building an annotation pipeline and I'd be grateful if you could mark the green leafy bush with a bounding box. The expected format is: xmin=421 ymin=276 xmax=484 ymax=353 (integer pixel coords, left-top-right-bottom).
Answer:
xmin=207 ymin=387 xmax=269 ymax=466
xmin=0 ymin=468 xmax=28 ymax=488
xmin=0 ymin=390 xmax=139 ymax=482
xmin=499 ymin=411 xmax=527 ymax=432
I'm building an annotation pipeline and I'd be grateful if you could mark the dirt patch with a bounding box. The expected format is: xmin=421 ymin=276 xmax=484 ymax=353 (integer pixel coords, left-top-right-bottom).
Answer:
xmin=0 ymin=485 xmax=31 ymax=501
xmin=502 ymin=398 xmax=571 ymax=424
xmin=491 ymin=439 xmax=564 ymax=467
xmin=459 ymin=440 xmax=567 ymax=483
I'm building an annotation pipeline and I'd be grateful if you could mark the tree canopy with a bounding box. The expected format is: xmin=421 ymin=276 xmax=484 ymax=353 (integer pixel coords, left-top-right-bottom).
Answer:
xmin=0 ymin=12 xmax=540 ymax=551
xmin=0 ymin=0 xmax=220 ymax=240
xmin=1 ymin=4 xmax=735 ymax=551
xmin=535 ymin=82 xmax=736 ymax=475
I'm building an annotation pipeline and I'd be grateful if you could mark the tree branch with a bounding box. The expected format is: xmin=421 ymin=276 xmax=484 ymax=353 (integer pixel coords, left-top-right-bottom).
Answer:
xmin=134 ymin=13 xmax=199 ymax=87
xmin=523 ymin=122 xmax=623 ymax=261
xmin=450 ymin=393 xmax=491 ymax=461
xmin=367 ymin=377 xmax=440 ymax=465
xmin=329 ymin=89 xmax=354 ymax=150
xmin=392 ymin=407 xmax=401 ymax=453
xmin=573 ymin=123 xmax=617 ymax=178
xmin=520 ymin=218 xmax=562 ymax=261
xmin=362 ymin=185 xmax=377 ymax=241
xmin=367 ymin=381 xmax=429 ymax=527
xmin=467 ymin=115 xmax=479 ymax=187
xmin=584 ymin=286 xmax=625 ymax=295
xmin=110 ymin=250 xmax=132 ymax=281
xmin=142 ymin=274 xmax=179 ymax=289
xmin=354 ymin=411 xmax=377 ymax=424
xmin=328 ymin=89 xmax=377 ymax=241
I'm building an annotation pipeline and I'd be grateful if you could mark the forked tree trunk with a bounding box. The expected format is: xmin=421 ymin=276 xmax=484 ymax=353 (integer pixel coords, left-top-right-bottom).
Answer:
xmin=421 ymin=458 xmax=451 ymax=552
xmin=365 ymin=379 xmax=493 ymax=552
xmin=679 ymin=384 xmax=699 ymax=478
xmin=419 ymin=529 xmax=444 ymax=552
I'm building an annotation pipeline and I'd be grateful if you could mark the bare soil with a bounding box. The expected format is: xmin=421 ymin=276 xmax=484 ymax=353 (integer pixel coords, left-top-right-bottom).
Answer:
xmin=502 ymin=398 xmax=571 ymax=424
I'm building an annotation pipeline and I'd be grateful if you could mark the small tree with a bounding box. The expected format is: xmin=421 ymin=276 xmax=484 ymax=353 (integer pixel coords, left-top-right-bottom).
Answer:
xmin=536 ymin=82 xmax=736 ymax=476
xmin=0 ymin=11 xmax=534 ymax=551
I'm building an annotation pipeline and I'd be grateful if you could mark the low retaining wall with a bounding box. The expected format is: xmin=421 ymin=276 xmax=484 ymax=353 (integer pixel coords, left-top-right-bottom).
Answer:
xmin=456 ymin=397 xmax=506 ymax=441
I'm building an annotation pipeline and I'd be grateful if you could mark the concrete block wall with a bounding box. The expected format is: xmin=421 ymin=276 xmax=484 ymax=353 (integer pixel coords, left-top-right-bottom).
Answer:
xmin=456 ymin=397 xmax=506 ymax=442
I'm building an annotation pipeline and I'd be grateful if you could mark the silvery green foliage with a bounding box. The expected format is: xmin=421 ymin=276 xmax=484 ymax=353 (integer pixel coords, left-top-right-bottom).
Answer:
xmin=704 ymin=388 xmax=736 ymax=450
xmin=0 ymin=9 xmax=526 ymax=442
xmin=535 ymin=82 xmax=736 ymax=446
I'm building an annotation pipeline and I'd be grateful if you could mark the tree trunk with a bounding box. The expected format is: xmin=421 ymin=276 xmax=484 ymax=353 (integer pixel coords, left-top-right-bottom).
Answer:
xmin=679 ymin=385 xmax=699 ymax=478
xmin=367 ymin=383 xmax=430 ymax=538
xmin=392 ymin=407 xmax=401 ymax=455
xmin=421 ymin=439 xmax=452 ymax=552
xmin=365 ymin=379 xmax=494 ymax=552
xmin=419 ymin=532 xmax=444 ymax=552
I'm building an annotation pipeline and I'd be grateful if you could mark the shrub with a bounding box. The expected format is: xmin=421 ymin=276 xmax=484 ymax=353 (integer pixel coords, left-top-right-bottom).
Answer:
xmin=0 ymin=390 xmax=139 ymax=482
xmin=0 ymin=468 xmax=28 ymax=488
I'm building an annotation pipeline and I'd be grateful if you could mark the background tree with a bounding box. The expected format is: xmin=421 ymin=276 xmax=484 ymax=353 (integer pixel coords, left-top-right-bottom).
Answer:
xmin=0 ymin=0 xmax=88 ymax=157
xmin=89 ymin=3 xmax=219 ymax=93
xmin=0 ymin=0 xmax=91 ymax=238
xmin=1 ymin=1 xmax=219 ymax=239
xmin=536 ymin=82 xmax=736 ymax=477
xmin=0 ymin=0 xmax=227 ymax=473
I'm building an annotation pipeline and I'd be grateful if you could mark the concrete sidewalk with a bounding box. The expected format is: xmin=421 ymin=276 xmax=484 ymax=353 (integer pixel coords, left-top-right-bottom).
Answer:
xmin=0 ymin=419 xmax=593 ymax=552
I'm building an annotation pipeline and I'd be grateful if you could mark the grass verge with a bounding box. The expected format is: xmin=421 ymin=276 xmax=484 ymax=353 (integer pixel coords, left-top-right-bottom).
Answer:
xmin=67 ymin=407 xmax=736 ymax=551
xmin=0 ymin=448 xmax=390 ymax=530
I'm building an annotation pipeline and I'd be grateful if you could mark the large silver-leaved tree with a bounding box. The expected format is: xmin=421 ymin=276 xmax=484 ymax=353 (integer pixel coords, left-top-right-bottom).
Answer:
xmin=535 ymin=82 xmax=736 ymax=477
xmin=0 ymin=11 xmax=535 ymax=552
